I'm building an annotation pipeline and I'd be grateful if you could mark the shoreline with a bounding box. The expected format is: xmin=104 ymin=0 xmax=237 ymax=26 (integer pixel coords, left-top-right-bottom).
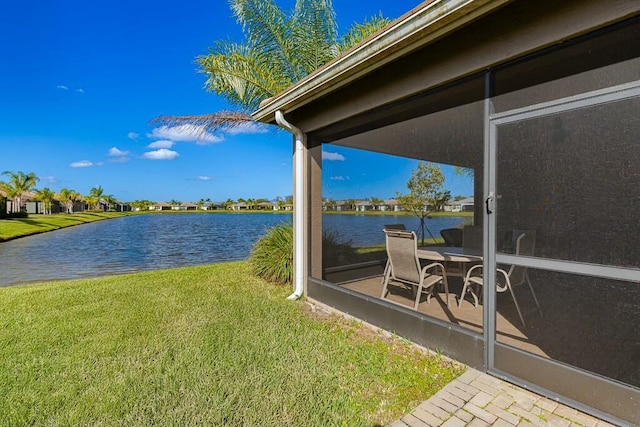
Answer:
xmin=0 ymin=212 xmax=132 ymax=242
xmin=1 ymin=210 xmax=471 ymax=242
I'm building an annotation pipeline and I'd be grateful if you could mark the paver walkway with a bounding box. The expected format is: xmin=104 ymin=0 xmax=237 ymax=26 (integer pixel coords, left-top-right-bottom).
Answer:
xmin=390 ymin=369 xmax=616 ymax=427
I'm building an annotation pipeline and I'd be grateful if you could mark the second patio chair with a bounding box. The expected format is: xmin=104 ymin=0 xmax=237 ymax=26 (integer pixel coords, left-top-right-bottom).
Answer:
xmin=440 ymin=228 xmax=463 ymax=247
xmin=381 ymin=229 xmax=449 ymax=310
xmin=458 ymin=231 xmax=542 ymax=327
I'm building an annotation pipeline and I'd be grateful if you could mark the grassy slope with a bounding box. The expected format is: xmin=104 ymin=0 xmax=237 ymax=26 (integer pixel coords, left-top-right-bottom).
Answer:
xmin=0 ymin=212 xmax=131 ymax=241
xmin=0 ymin=262 xmax=462 ymax=426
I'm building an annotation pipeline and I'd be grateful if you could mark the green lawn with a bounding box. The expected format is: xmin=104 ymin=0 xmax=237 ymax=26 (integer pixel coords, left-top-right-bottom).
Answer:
xmin=0 ymin=262 xmax=463 ymax=426
xmin=0 ymin=212 xmax=131 ymax=241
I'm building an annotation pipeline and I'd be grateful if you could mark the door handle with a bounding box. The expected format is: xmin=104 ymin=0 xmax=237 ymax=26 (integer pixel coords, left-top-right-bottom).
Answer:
xmin=485 ymin=192 xmax=494 ymax=215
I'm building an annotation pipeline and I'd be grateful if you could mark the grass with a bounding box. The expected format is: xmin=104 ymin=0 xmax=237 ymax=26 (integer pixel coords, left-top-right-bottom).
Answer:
xmin=0 ymin=212 xmax=132 ymax=241
xmin=0 ymin=262 xmax=463 ymax=426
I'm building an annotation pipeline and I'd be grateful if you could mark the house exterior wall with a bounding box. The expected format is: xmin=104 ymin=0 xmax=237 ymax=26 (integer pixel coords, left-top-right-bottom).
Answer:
xmin=293 ymin=3 xmax=640 ymax=425
xmin=258 ymin=0 xmax=640 ymax=425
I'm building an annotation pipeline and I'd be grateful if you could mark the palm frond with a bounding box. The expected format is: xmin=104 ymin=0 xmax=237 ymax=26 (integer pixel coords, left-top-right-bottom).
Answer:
xmin=154 ymin=1 xmax=387 ymax=124
xmin=229 ymin=0 xmax=303 ymax=82
xmin=338 ymin=13 xmax=391 ymax=54
xmin=152 ymin=110 xmax=255 ymax=134
xmin=291 ymin=0 xmax=339 ymax=73
xmin=197 ymin=41 xmax=290 ymax=111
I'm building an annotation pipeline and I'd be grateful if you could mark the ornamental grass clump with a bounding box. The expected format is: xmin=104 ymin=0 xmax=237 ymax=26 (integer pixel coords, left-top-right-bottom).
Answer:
xmin=250 ymin=223 xmax=362 ymax=285
xmin=250 ymin=221 xmax=294 ymax=285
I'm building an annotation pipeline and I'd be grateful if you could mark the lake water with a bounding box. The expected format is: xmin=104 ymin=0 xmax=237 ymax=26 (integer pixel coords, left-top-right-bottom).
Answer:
xmin=0 ymin=213 xmax=465 ymax=286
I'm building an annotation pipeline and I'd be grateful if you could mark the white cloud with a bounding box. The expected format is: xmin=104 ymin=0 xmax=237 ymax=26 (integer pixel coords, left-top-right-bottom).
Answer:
xmin=330 ymin=176 xmax=345 ymax=181
xmin=56 ymin=85 xmax=69 ymax=90
xmin=147 ymin=125 xmax=223 ymax=145
xmin=226 ymin=122 xmax=269 ymax=135
xmin=322 ymin=151 xmax=346 ymax=161
xmin=142 ymin=149 xmax=179 ymax=160
xmin=70 ymin=160 xmax=94 ymax=168
xmin=196 ymin=176 xmax=211 ymax=181
xmin=76 ymin=88 xmax=85 ymax=93
xmin=108 ymin=147 xmax=129 ymax=157
xmin=127 ymin=132 xmax=139 ymax=140
xmin=147 ymin=140 xmax=175 ymax=149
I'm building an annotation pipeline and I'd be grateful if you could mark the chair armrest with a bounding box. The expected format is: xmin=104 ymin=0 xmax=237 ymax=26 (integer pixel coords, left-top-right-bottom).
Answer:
xmin=421 ymin=262 xmax=446 ymax=276
xmin=464 ymin=264 xmax=483 ymax=278
xmin=496 ymin=268 xmax=510 ymax=292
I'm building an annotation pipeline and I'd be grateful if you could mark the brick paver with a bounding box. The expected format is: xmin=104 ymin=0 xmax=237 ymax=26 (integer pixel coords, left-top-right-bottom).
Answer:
xmin=391 ymin=368 xmax=618 ymax=427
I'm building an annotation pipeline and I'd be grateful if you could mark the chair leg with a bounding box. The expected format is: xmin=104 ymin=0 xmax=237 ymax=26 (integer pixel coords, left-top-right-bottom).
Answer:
xmin=458 ymin=279 xmax=479 ymax=308
xmin=441 ymin=266 xmax=449 ymax=307
xmin=525 ymin=271 xmax=543 ymax=317
xmin=380 ymin=264 xmax=391 ymax=299
xmin=381 ymin=260 xmax=390 ymax=286
xmin=413 ymin=282 xmax=424 ymax=310
xmin=506 ymin=279 xmax=526 ymax=327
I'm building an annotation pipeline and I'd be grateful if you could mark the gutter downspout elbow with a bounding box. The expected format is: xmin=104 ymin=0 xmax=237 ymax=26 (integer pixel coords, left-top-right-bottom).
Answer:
xmin=275 ymin=110 xmax=304 ymax=300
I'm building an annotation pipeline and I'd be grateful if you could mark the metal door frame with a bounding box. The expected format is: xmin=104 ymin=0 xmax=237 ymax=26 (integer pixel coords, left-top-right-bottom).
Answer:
xmin=483 ymin=80 xmax=640 ymax=425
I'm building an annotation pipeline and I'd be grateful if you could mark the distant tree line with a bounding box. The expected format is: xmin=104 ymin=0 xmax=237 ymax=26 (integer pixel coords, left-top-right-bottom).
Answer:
xmin=0 ymin=170 xmax=122 ymax=217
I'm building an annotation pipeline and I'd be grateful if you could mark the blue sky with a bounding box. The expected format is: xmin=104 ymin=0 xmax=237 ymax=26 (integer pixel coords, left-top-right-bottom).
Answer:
xmin=0 ymin=0 xmax=472 ymax=203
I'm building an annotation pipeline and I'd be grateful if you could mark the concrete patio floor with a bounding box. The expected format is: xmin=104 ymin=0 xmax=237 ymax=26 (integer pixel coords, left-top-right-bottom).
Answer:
xmin=338 ymin=272 xmax=639 ymax=389
xmin=341 ymin=275 xmax=547 ymax=357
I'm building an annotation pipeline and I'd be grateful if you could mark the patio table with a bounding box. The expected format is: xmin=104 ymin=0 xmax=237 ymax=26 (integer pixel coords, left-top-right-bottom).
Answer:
xmin=417 ymin=246 xmax=483 ymax=282
xmin=417 ymin=246 xmax=483 ymax=263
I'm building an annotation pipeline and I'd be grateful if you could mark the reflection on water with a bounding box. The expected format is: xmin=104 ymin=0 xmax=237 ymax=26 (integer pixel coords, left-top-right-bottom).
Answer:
xmin=0 ymin=213 xmax=465 ymax=286
xmin=0 ymin=213 xmax=290 ymax=286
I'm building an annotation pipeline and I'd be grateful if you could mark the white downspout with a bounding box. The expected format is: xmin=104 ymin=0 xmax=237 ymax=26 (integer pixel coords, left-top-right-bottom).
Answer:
xmin=275 ymin=110 xmax=304 ymax=300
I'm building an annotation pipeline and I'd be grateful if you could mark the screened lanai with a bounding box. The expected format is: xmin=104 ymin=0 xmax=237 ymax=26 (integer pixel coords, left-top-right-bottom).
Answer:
xmin=254 ymin=1 xmax=640 ymax=424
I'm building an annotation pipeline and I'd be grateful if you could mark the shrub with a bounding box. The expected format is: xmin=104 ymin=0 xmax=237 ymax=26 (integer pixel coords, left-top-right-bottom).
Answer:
xmin=250 ymin=222 xmax=360 ymax=285
xmin=7 ymin=211 xmax=28 ymax=219
xmin=322 ymin=230 xmax=359 ymax=267
xmin=250 ymin=222 xmax=294 ymax=285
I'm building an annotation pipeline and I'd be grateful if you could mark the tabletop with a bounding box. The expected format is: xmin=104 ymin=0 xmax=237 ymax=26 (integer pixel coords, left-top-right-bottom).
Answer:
xmin=417 ymin=246 xmax=483 ymax=262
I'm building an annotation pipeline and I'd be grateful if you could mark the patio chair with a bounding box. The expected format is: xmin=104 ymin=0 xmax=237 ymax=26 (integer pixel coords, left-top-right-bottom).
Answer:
xmin=458 ymin=231 xmax=542 ymax=327
xmin=462 ymin=225 xmax=483 ymax=250
xmin=383 ymin=224 xmax=406 ymax=231
xmin=381 ymin=229 xmax=449 ymax=310
xmin=440 ymin=227 xmax=466 ymax=277
xmin=440 ymin=228 xmax=463 ymax=247
xmin=381 ymin=224 xmax=407 ymax=284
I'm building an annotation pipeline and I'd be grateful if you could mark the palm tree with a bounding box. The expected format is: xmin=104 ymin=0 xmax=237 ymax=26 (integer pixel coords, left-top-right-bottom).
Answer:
xmin=58 ymin=188 xmax=83 ymax=213
xmin=369 ymin=196 xmax=384 ymax=210
xmin=153 ymin=0 xmax=390 ymax=133
xmin=129 ymin=199 xmax=153 ymax=211
xmin=34 ymin=187 xmax=56 ymax=214
xmin=88 ymin=186 xmax=105 ymax=210
xmin=103 ymin=194 xmax=119 ymax=211
xmin=344 ymin=198 xmax=356 ymax=211
xmin=0 ymin=171 xmax=39 ymax=213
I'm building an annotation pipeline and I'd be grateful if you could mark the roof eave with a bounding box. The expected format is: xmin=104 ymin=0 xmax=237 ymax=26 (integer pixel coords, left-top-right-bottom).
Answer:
xmin=252 ymin=0 xmax=513 ymax=124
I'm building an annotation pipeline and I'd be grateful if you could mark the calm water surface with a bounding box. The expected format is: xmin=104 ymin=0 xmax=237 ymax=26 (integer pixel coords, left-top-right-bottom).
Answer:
xmin=0 ymin=213 xmax=465 ymax=286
